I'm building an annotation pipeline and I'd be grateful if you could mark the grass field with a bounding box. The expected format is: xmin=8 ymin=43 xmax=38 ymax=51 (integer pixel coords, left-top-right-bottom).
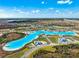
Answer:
xmin=28 ymin=46 xmax=56 ymax=58
xmin=48 ymin=35 xmax=60 ymax=43
xmin=29 ymin=44 xmax=79 ymax=58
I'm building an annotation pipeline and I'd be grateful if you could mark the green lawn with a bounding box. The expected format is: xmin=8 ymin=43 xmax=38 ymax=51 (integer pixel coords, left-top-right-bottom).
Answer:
xmin=48 ymin=36 xmax=60 ymax=43
xmin=0 ymin=37 xmax=6 ymax=43
xmin=40 ymin=46 xmax=56 ymax=52
xmin=27 ymin=37 xmax=47 ymax=45
xmin=38 ymin=37 xmax=47 ymax=41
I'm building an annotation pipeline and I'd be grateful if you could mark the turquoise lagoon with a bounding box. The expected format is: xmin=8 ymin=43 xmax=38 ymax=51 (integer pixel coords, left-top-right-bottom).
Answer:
xmin=3 ymin=30 xmax=77 ymax=51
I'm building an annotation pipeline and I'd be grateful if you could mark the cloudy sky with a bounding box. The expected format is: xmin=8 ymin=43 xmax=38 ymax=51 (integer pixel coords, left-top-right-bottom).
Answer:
xmin=0 ymin=0 xmax=79 ymax=18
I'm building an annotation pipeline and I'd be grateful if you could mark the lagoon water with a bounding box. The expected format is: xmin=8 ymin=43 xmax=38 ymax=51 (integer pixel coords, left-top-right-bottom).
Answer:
xmin=3 ymin=30 xmax=77 ymax=51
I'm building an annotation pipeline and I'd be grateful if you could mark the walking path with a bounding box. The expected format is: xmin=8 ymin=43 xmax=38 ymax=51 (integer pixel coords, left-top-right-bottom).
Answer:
xmin=21 ymin=40 xmax=79 ymax=58
xmin=21 ymin=43 xmax=59 ymax=58
xmin=42 ymin=35 xmax=53 ymax=44
xmin=21 ymin=34 xmax=55 ymax=58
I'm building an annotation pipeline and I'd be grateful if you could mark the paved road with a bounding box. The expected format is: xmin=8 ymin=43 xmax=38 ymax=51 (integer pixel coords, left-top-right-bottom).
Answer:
xmin=21 ymin=34 xmax=54 ymax=58
xmin=42 ymin=35 xmax=53 ymax=44
xmin=21 ymin=34 xmax=79 ymax=58
xmin=21 ymin=40 xmax=79 ymax=58
xmin=21 ymin=45 xmax=47 ymax=58
xmin=21 ymin=43 xmax=59 ymax=58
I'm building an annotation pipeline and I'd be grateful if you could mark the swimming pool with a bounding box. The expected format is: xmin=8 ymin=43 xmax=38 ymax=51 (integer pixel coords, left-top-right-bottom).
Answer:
xmin=3 ymin=30 xmax=77 ymax=51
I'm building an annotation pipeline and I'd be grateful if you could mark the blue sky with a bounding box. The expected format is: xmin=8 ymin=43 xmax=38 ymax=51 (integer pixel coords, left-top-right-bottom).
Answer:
xmin=0 ymin=0 xmax=79 ymax=18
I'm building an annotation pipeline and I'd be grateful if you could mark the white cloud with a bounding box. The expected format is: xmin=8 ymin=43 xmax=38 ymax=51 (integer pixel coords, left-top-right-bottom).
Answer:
xmin=56 ymin=10 xmax=60 ymax=13
xmin=68 ymin=11 xmax=73 ymax=14
xmin=48 ymin=8 xmax=54 ymax=10
xmin=13 ymin=8 xmax=26 ymax=14
xmin=32 ymin=10 xmax=36 ymax=13
xmin=41 ymin=1 xmax=45 ymax=4
xmin=0 ymin=9 xmax=4 ymax=12
xmin=25 ymin=12 xmax=30 ymax=14
xmin=15 ymin=9 xmax=21 ymax=12
xmin=0 ymin=13 xmax=13 ymax=18
xmin=35 ymin=10 xmax=40 ymax=13
xmin=41 ymin=1 xmax=47 ymax=4
xmin=57 ymin=0 xmax=73 ymax=4
xmin=32 ymin=10 xmax=40 ymax=14
xmin=16 ymin=10 xmax=24 ymax=14
xmin=0 ymin=8 xmax=79 ymax=18
xmin=68 ymin=1 xmax=73 ymax=4
xmin=13 ymin=7 xmax=31 ymax=15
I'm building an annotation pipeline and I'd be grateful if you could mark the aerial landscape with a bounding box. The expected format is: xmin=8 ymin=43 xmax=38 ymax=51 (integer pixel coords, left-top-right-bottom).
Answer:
xmin=0 ymin=0 xmax=79 ymax=58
